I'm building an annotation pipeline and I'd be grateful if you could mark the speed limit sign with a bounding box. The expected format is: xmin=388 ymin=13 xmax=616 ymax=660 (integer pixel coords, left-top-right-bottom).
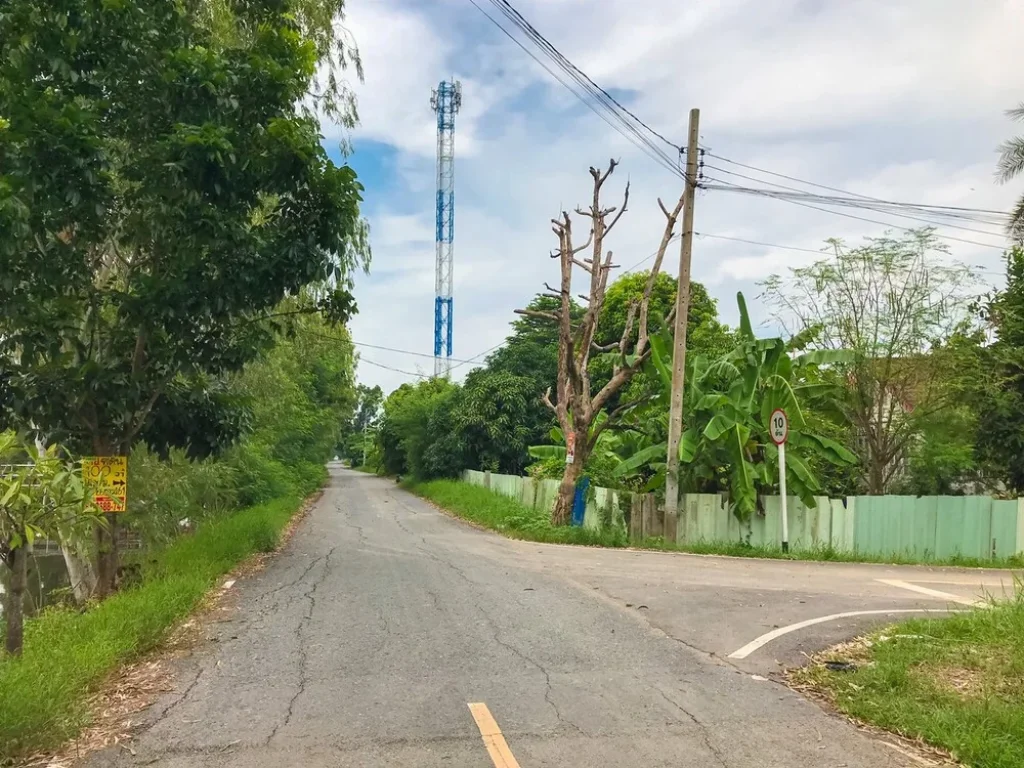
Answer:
xmin=769 ymin=408 xmax=789 ymax=445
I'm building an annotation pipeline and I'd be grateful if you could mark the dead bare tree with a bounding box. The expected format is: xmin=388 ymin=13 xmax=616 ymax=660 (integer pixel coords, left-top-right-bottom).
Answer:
xmin=517 ymin=160 xmax=687 ymax=525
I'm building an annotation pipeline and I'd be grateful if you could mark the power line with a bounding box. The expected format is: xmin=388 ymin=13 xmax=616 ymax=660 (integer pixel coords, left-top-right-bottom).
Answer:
xmin=621 ymin=234 xmax=680 ymax=274
xmin=465 ymin=0 xmax=688 ymax=181
xmin=448 ymin=341 xmax=506 ymax=371
xmin=702 ymin=178 xmax=1010 ymax=251
xmin=359 ymin=356 xmax=429 ymax=379
xmin=694 ymin=231 xmax=1007 ymax=276
xmin=694 ymin=232 xmax=826 ymax=255
xmin=702 ymin=165 xmax=1010 ymax=237
xmin=705 ymin=151 xmax=1013 ymax=219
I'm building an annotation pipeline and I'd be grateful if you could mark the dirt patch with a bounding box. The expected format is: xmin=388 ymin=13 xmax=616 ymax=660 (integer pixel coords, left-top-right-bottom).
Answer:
xmin=19 ymin=491 xmax=319 ymax=768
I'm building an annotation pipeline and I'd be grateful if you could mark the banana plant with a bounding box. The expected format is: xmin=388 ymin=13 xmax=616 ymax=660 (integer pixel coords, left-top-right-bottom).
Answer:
xmin=613 ymin=293 xmax=857 ymax=518
xmin=527 ymin=411 xmax=626 ymax=465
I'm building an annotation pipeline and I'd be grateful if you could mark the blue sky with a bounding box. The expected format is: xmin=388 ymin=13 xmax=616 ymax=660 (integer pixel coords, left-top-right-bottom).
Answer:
xmin=327 ymin=0 xmax=1024 ymax=394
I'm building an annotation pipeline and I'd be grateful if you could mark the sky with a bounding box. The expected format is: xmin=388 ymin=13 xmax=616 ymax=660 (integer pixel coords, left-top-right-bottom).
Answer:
xmin=326 ymin=0 xmax=1024 ymax=395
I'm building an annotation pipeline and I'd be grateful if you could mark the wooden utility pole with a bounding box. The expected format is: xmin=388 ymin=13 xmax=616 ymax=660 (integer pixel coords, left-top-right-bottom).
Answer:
xmin=664 ymin=108 xmax=700 ymax=535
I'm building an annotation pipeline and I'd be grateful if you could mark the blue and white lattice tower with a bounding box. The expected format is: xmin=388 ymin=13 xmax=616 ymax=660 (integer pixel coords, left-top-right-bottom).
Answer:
xmin=430 ymin=80 xmax=462 ymax=377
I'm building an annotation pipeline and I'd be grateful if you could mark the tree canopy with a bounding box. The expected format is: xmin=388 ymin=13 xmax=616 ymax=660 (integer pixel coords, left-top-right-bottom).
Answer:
xmin=0 ymin=0 xmax=368 ymax=456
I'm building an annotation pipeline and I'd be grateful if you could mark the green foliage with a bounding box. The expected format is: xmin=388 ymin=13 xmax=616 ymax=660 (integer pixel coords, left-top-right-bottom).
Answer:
xmin=526 ymin=414 xmax=626 ymax=488
xmin=974 ymin=247 xmax=1024 ymax=492
xmin=411 ymin=480 xmax=627 ymax=547
xmin=127 ymin=445 xmax=239 ymax=543
xmin=592 ymin=272 xmax=733 ymax=405
xmin=997 ymin=103 xmax=1024 ymax=241
xmin=615 ymin=293 xmax=857 ymax=519
xmin=377 ymin=379 xmax=461 ymax=478
xmin=0 ymin=434 xmax=96 ymax=551
xmin=762 ymin=230 xmax=981 ymax=494
xmin=486 ymin=295 xmax=581 ymax=393
xmin=0 ymin=0 xmax=367 ymax=455
xmin=338 ymin=384 xmax=383 ymax=465
xmin=456 ymin=369 xmax=549 ymax=475
xmin=803 ymin=593 xmax=1024 ymax=768
xmin=0 ymin=495 xmax=301 ymax=760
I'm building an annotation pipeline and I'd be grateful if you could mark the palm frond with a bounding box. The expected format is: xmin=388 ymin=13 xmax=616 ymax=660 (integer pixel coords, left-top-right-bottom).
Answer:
xmin=996 ymin=137 xmax=1024 ymax=183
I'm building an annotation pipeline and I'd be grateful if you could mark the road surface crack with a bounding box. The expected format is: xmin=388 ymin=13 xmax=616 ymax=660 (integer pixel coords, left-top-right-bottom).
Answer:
xmin=386 ymin=490 xmax=585 ymax=734
xmin=649 ymin=682 xmax=729 ymax=767
xmin=158 ymin=664 xmax=205 ymax=719
xmin=266 ymin=545 xmax=337 ymax=745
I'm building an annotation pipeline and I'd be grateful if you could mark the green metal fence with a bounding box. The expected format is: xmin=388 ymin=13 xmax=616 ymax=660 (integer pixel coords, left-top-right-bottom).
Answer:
xmin=463 ymin=470 xmax=1024 ymax=562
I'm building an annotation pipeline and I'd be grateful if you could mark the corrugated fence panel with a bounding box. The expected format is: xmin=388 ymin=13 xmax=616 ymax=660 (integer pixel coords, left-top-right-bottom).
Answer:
xmin=462 ymin=471 xmax=1022 ymax=561
xmin=584 ymin=487 xmax=606 ymax=530
xmin=991 ymin=500 xmax=1019 ymax=559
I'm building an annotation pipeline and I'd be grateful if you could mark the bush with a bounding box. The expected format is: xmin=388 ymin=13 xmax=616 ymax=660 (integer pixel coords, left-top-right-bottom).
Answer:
xmin=226 ymin=444 xmax=298 ymax=506
xmin=129 ymin=445 xmax=239 ymax=543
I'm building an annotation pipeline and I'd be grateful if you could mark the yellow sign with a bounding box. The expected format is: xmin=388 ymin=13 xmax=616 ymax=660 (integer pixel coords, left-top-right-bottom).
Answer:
xmin=83 ymin=456 xmax=128 ymax=513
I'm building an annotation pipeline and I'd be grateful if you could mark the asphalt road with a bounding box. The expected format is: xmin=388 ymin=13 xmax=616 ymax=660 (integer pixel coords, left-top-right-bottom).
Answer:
xmin=84 ymin=467 xmax=1015 ymax=767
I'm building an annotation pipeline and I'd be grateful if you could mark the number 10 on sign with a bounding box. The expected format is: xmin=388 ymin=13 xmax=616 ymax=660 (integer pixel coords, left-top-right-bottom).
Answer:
xmin=769 ymin=409 xmax=790 ymax=553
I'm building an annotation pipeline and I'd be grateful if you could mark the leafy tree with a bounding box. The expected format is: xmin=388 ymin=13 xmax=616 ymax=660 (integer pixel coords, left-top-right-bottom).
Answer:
xmin=377 ymin=379 xmax=460 ymax=479
xmin=974 ymin=247 xmax=1024 ymax=491
xmin=593 ymin=271 xmax=732 ymax=405
xmin=1 ymin=433 xmax=97 ymax=655
xmin=456 ymin=369 xmax=547 ymax=475
xmin=0 ymin=0 xmax=366 ymax=593
xmin=596 ymin=271 xmax=731 ymax=357
xmin=997 ymin=103 xmax=1024 ymax=241
xmin=762 ymin=230 xmax=980 ymax=494
xmin=234 ymin=310 xmax=358 ymax=497
xmin=339 ymin=383 xmax=383 ymax=465
xmin=487 ymin=295 xmax=582 ymax=392
xmin=614 ymin=294 xmax=857 ymax=518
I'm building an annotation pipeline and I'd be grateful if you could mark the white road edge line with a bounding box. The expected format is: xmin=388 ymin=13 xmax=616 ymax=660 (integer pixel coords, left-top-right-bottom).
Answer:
xmin=875 ymin=578 xmax=985 ymax=607
xmin=727 ymin=609 xmax=952 ymax=660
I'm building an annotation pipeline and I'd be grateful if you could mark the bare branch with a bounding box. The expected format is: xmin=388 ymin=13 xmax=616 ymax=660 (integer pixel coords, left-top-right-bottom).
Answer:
xmin=541 ymin=387 xmax=557 ymax=414
xmin=657 ymin=197 xmax=671 ymax=219
xmin=570 ymin=258 xmax=594 ymax=274
xmin=570 ymin=229 xmax=595 ymax=256
xmin=514 ymin=309 xmax=558 ymax=322
xmin=605 ymin=181 xmax=630 ymax=236
xmin=618 ymin=301 xmax=638 ymax=355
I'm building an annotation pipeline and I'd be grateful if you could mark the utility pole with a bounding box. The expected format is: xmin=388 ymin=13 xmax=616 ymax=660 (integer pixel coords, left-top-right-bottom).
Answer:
xmin=362 ymin=421 xmax=369 ymax=467
xmin=664 ymin=108 xmax=700 ymax=537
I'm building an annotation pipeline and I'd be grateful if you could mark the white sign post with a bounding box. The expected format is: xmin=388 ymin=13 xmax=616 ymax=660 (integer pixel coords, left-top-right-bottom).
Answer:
xmin=769 ymin=408 xmax=790 ymax=553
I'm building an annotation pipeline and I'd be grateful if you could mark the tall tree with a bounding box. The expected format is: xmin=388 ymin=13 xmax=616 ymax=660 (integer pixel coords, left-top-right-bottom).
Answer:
xmin=516 ymin=160 xmax=687 ymax=525
xmin=974 ymin=247 xmax=1024 ymax=490
xmin=0 ymin=0 xmax=367 ymax=593
xmin=997 ymin=103 xmax=1024 ymax=242
xmin=762 ymin=229 xmax=980 ymax=494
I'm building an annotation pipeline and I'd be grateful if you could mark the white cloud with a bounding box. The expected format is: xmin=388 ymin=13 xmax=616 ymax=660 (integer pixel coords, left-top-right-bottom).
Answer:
xmin=337 ymin=0 xmax=1024 ymax=394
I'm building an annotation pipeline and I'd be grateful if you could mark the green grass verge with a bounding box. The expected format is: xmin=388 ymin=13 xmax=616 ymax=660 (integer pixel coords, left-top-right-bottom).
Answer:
xmin=0 ymin=494 xmax=304 ymax=761
xmin=797 ymin=593 xmax=1024 ymax=768
xmin=410 ymin=479 xmax=628 ymax=547
xmin=410 ymin=480 xmax=1024 ymax=569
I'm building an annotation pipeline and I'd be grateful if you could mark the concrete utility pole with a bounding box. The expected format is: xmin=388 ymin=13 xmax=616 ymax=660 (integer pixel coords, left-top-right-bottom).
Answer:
xmin=664 ymin=108 xmax=700 ymax=534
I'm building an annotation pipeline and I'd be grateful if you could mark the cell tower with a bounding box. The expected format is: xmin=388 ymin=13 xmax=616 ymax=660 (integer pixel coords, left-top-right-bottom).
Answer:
xmin=430 ymin=80 xmax=462 ymax=377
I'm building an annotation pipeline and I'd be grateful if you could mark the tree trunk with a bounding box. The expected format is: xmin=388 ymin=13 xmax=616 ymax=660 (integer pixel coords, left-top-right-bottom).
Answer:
xmin=62 ymin=543 xmax=97 ymax=604
xmin=5 ymin=546 xmax=27 ymax=656
xmin=93 ymin=513 xmax=119 ymax=598
xmin=551 ymin=434 xmax=589 ymax=526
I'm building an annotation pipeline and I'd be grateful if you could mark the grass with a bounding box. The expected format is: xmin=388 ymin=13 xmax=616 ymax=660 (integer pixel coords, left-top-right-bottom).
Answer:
xmin=411 ymin=479 xmax=628 ymax=547
xmin=0 ymin=494 xmax=304 ymax=761
xmin=797 ymin=592 xmax=1024 ymax=768
xmin=410 ymin=480 xmax=1024 ymax=569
